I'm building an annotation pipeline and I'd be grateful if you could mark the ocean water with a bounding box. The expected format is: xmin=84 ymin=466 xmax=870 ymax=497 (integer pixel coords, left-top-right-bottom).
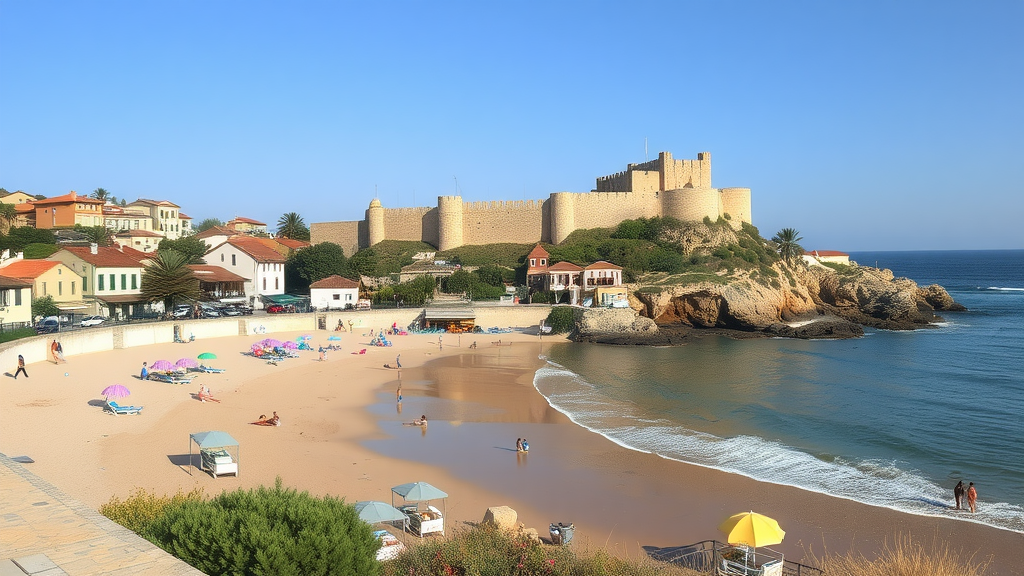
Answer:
xmin=535 ymin=250 xmax=1024 ymax=533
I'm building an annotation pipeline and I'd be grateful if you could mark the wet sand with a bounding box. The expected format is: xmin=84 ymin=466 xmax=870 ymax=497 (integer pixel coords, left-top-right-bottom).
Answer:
xmin=1 ymin=329 xmax=1020 ymax=573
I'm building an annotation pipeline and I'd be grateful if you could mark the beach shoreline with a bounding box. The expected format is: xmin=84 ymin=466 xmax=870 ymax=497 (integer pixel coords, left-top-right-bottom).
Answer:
xmin=1 ymin=327 xmax=1020 ymax=573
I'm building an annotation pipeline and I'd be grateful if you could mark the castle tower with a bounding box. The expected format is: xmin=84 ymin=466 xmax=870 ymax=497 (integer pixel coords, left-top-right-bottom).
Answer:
xmin=719 ymin=187 xmax=752 ymax=229
xmin=437 ymin=195 xmax=464 ymax=251
xmin=549 ymin=192 xmax=576 ymax=245
xmin=367 ymin=198 xmax=385 ymax=246
xmin=661 ymin=188 xmax=720 ymax=222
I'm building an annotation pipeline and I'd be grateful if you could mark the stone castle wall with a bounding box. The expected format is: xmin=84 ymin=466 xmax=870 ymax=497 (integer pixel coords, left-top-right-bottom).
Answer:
xmin=312 ymin=151 xmax=751 ymax=255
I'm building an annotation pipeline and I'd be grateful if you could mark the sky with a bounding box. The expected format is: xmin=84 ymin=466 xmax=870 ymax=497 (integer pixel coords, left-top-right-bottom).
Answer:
xmin=1 ymin=1 xmax=1021 ymax=251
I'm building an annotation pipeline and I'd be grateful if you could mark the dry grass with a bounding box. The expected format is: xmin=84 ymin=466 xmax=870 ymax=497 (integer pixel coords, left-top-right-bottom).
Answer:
xmin=813 ymin=535 xmax=992 ymax=576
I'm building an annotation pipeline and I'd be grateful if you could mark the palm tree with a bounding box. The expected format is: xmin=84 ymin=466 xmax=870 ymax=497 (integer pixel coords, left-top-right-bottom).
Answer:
xmin=141 ymin=250 xmax=201 ymax=311
xmin=92 ymin=188 xmax=110 ymax=202
xmin=772 ymin=228 xmax=804 ymax=264
xmin=0 ymin=202 xmax=17 ymax=232
xmin=277 ymin=212 xmax=309 ymax=240
xmin=83 ymin=226 xmax=114 ymax=246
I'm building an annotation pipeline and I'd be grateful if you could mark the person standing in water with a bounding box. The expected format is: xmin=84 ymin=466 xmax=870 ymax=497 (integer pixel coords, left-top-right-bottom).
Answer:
xmin=953 ymin=480 xmax=965 ymax=510
xmin=967 ymin=482 xmax=978 ymax=513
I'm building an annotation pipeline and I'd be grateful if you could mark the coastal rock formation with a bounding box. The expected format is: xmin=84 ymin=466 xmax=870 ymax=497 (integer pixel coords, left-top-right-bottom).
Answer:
xmin=571 ymin=307 xmax=661 ymax=344
xmin=617 ymin=262 xmax=966 ymax=341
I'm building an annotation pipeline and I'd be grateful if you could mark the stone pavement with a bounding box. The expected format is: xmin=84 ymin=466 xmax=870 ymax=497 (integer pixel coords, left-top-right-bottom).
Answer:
xmin=0 ymin=453 xmax=203 ymax=576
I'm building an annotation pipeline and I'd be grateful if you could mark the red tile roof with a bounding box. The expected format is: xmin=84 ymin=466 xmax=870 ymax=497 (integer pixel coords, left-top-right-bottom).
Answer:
xmin=179 ymin=213 xmax=192 ymax=219
xmin=310 ymin=275 xmax=359 ymax=289
xmin=131 ymin=198 xmax=180 ymax=207
xmin=114 ymin=229 xmax=163 ymax=238
xmin=14 ymin=203 xmax=35 ymax=213
xmin=188 ymin=265 xmax=248 ymax=283
xmin=228 ymin=216 xmax=266 ymax=226
xmin=59 ymin=246 xmax=146 ymax=268
xmin=0 ymin=260 xmax=60 ymax=279
xmin=0 ymin=276 xmax=32 ymax=289
xmin=32 ymin=191 xmax=104 ymax=206
xmin=275 ymin=237 xmax=310 ymax=250
xmin=546 ymin=261 xmax=584 ymax=272
xmin=527 ymin=244 xmax=549 ymax=259
xmin=224 ymin=237 xmax=287 ymax=263
xmin=117 ymin=246 xmax=152 ymax=263
xmin=804 ymin=250 xmax=849 ymax=257
xmin=584 ymin=260 xmax=623 ymax=270
xmin=195 ymin=226 xmax=236 ymax=240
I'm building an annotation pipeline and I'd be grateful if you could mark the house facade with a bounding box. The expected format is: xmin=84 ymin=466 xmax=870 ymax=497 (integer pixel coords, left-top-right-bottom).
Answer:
xmin=802 ymin=250 xmax=851 ymax=267
xmin=310 ymin=275 xmax=360 ymax=310
xmin=189 ymin=265 xmax=247 ymax=301
xmin=32 ymin=192 xmax=105 ymax=228
xmin=204 ymin=237 xmax=286 ymax=307
xmin=49 ymin=245 xmax=147 ymax=316
xmin=126 ymin=199 xmax=186 ymax=239
xmin=0 ymin=259 xmax=82 ymax=304
xmin=226 ymin=217 xmax=268 ymax=235
xmin=112 ymin=229 xmax=164 ymax=253
xmin=0 ymin=276 xmax=33 ymax=327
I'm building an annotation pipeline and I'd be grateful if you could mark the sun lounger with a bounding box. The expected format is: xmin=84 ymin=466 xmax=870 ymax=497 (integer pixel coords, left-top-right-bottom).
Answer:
xmin=149 ymin=372 xmax=194 ymax=384
xmin=198 ymin=365 xmax=225 ymax=373
xmin=200 ymin=448 xmax=237 ymax=478
xmin=106 ymin=400 xmax=143 ymax=415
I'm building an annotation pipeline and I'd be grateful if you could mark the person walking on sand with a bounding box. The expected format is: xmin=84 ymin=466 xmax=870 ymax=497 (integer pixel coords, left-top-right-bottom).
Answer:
xmin=967 ymin=482 xmax=978 ymax=513
xmin=14 ymin=354 xmax=27 ymax=379
xmin=396 ymin=354 xmax=401 ymax=369
xmin=50 ymin=340 xmax=61 ymax=363
xmin=954 ymin=480 xmax=965 ymax=510
xmin=56 ymin=341 xmax=65 ymax=363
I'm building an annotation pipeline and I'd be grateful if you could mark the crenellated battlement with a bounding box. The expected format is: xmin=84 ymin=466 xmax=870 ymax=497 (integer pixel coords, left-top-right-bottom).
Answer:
xmin=313 ymin=150 xmax=749 ymax=252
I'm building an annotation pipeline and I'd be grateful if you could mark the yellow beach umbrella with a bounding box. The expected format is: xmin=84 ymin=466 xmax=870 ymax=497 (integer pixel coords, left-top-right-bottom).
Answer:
xmin=718 ymin=511 xmax=785 ymax=548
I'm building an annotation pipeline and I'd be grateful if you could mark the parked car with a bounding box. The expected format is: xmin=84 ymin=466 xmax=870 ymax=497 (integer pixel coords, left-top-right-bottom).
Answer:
xmin=35 ymin=317 xmax=61 ymax=334
xmin=80 ymin=315 xmax=106 ymax=327
xmin=173 ymin=307 xmax=193 ymax=318
xmin=266 ymin=304 xmax=285 ymax=314
xmin=221 ymin=307 xmax=243 ymax=317
xmin=201 ymin=307 xmax=221 ymax=318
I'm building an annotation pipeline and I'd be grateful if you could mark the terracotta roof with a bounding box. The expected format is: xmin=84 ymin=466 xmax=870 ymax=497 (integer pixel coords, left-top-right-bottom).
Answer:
xmin=59 ymin=246 xmax=146 ymax=268
xmin=195 ymin=226 xmax=236 ymax=240
xmin=275 ymin=237 xmax=310 ymax=250
xmin=223 ymin=237 xmax=287 ymax=263
xmin=31 ymin=191 xmax=104 ymax=206
xmin=227 ymin=216 xmax=266 ymax=226
xmin=527 ymin=244 xmax=549 ymax=259
xmin=117 ymin=246 xmax=152 ymax=263
xmin=131 ymin=198 xmax=180 ymax=207
xmin=114 ymin=230 xmax=163 ymax=238
xmin=310 ymin=275 xmax=359 ymax=289
xmin=804 ymin=250 xmax=849 ymax=257
xmin=584 ymin=260 xmax=623 ymax=270
xmin=14 ymin=203 xmax=35 ymax=213
xmin=0 ymin=276 xmax=32 ymax=288
xmin=179 ymin=213 xmax=192 ymax=219
xmin=0 ymin=260 xmax=60 ymax=279
xmin=546 ymin=261 xmax=584 ymax=272
xmin=188 ymin=265 xmax=248 ymax=283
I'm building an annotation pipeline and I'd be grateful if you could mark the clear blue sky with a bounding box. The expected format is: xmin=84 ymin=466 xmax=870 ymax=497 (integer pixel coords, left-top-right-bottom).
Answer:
xmin=2 ymin=1 xmax=1021 ymax=251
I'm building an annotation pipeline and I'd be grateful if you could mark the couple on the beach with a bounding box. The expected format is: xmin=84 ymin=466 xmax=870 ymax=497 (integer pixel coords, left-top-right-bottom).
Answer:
xmin=516 ymin=438 xmax=529 ymax=452
xmin=954 ymin=481 xmax=978 ymax=512
xmin=252 ymin=412 xmax=280 ymax=426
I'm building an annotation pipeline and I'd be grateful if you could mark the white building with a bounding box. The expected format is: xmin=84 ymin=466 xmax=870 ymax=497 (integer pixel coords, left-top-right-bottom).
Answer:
xmin=205 ymin=237 xmax=286 ymax=307
xmin=802 ymin=250 xmax=851 ymax=267
xmin=0 ymin=275 xmax=33 ymax=328
xmin=49 ymin=245 xmax=148 ymax=317
xmin=309 ymin=275 xmax=359 ymax=310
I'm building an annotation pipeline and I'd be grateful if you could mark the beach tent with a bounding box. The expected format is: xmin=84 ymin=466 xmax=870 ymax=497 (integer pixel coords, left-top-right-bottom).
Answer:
xmin=355 ymin=501 xmax=409 ymax=531
xmin=391 ymin=481 xmax=447 ymax=514
xmin=189 ymin=430 xmax=239 ymax=477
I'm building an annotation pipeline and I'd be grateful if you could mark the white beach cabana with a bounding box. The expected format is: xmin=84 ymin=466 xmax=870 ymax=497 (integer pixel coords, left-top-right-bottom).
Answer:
xmin=189 ymin=430 xmax=239 ymax=478
xmin=391 ymin=481 xmax=447 ymax=537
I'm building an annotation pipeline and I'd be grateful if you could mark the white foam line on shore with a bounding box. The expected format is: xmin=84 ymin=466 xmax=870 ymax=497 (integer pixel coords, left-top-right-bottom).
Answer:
xmin=532 ymin=359 xmax=1024 ymax=535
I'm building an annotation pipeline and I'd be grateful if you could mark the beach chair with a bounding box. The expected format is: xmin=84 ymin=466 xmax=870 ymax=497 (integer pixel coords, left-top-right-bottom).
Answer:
xmin=106 ymin=400 xmax=143 ymax=415
xmin=199 ymin=365 xmax=225 ymax=373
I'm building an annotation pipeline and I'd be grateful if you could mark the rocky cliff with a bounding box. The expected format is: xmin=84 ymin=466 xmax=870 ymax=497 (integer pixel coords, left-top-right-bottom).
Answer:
xmin=575 ymin=261 xmax=965 ymax=343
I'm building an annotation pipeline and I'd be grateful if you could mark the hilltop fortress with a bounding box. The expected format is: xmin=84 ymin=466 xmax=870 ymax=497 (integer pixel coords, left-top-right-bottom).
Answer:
xmin=311 ymin=151 xmax=751 ymax=255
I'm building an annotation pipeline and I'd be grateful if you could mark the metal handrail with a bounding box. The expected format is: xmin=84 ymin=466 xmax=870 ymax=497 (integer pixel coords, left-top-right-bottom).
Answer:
xmin=643 ymin=540 xmax=824 ymax=576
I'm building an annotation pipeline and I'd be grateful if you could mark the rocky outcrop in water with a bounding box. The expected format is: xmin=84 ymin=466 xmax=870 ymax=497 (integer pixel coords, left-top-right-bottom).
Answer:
xmin=576 ymin=261 xmax=966 ymax=343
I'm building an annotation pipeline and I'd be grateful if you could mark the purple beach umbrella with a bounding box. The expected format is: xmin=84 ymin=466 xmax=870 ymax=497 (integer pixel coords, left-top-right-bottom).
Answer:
xmin=175 ymin=357 xmax=199 ymax=369
xmin=282 ymin=341 xmax=298 ymax=349
xmin=101 ymin=384 xmax=131 ymax=399
xmin=150 ymin=360 xmax=174 ymax=371
xmin=260 ymin=338 xmax=284 ymax=348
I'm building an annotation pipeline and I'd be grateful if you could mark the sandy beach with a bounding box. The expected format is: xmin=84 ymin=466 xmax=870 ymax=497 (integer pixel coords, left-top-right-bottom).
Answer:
xmin=1 ymin=325 xmax=1021 ymax=574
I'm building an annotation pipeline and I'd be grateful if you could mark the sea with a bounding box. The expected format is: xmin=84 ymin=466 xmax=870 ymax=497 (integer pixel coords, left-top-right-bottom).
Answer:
xmin=534 ymin=250 xmax=1024 ymax=533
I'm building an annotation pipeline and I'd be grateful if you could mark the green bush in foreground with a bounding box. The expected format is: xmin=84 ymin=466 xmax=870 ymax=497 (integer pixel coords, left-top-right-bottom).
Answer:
xmin=110 ymin=480 xmax=380 ymax=576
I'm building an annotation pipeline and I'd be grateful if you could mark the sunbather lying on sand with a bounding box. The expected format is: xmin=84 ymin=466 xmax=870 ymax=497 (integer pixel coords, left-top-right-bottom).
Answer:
xmin=251 ymin=411 xmax=280 ymax=426
xmin=196 ymin=385 xmax=221 ymax=403
xmin=403 ymin=415 xmax=428 ymax=426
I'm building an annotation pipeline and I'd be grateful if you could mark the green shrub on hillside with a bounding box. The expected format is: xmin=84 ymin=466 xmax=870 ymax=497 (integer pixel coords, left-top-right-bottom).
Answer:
xmin=350 ymin=240 xmax=435 ymax=277
xmin=374 ymin=274 xmax=436 ymax=306
xmin=144 ymin=480 xmax=380 ymax=576
xmin=545 ymin=306 xmax=575 ymax=334
xmin=436 ymin=243 xmax=533 ymax=268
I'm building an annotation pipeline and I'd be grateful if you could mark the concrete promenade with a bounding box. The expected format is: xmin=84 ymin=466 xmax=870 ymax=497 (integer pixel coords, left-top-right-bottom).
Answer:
xmin=0 ymin=453 xmax=203 ymax=575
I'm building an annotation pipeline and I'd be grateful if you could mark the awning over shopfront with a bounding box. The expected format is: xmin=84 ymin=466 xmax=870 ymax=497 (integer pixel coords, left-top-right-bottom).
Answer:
xmin=55 ymin=301 xmax=91 ymax=311
xmin=423 ymin=309 xmax=476 ymax=332
xmin=94 ymin=294 xmax=150 ymax=304
xmin=261 ymin=294 xmax=309 ymax=306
